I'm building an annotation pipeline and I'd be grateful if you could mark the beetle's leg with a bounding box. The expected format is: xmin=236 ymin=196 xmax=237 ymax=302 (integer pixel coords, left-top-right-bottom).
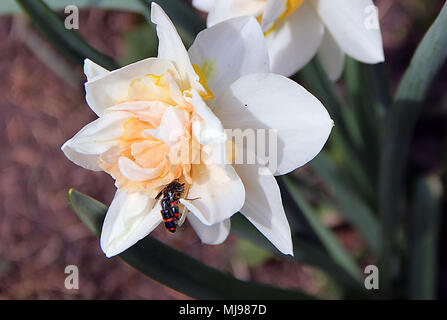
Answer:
xmin=155 ymin=189 xmax=163 ymax=200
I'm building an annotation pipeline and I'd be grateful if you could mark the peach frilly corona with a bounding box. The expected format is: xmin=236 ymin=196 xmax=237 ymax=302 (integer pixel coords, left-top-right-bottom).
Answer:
xmin=96 ymin=70 xmax=203 ymax=198
xmin=62 ymin=3 xmax=333 ymax=258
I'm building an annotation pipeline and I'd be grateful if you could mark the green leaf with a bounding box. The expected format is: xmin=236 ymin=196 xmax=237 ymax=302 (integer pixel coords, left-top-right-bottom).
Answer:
xmin=14 ymin=0 xmax=205 ymax=69
xmin=9 ymin=0 xmax=208 ymax=39
xmin=409 ymin=176 xmax=441 ymax=300
xmin=68 ymin=188 xmax=314 ymax=299
xmin=15 ymin=0 xmax=118 ymax=70
xmin=281 ymin=176 xmax=363 ymax=283
xmin=230 ymin=213 xmax=368 ymax=298
xmin=295 ymin=59 xmax=374 ymax=205
xmin=310 ymin=152 xmax=380 ymax=252
xmin=295 ymin=58 xmax=355 ymax=152
xmin=0 ymin=1 xmax=23 ymax=15
xmin=119 ymin=23 xmax=159 ymax=66
xmin=344 ymin=58 xmax=386 ymax=189
xmin=3 ymin=0 xmax=146 ymax=15
xmin=363 ymin=63 xmax=391 ymax=118
xmin=378 ymin=2 xmax=447 ymax=290
xmin=236 ymin=239 xmax=274 ymax=267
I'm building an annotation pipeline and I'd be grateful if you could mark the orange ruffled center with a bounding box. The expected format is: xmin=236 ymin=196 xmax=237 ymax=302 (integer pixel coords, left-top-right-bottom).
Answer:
xmin=98 ymin=70 xmax=210 ymax=198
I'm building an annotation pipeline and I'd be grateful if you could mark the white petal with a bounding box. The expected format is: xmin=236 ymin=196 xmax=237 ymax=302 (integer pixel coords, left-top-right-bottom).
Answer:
xmin=84 ymin=58 xmax=109 ymax=82
xmin=106 ymin=101 xmax=170 ymax=127
xmin=61 ymin=111 xmax=131 ymax=171
xmin=311 ymin=0 xmax=384 ymax=63
xmin=317 ymin=29 xmax=345 ymax=81
xmin=233 ymin=153 xmax=293 ymax=255
xmin=85 ymin=57 xmax=177 ymax=116
xmin=61 ymin=150 xmax=102 ymax=171
xmin=105 ymin=101 xmax=152 ymax=112
xmin=192 ymin=0 xmax=215 ymax=12
xmin=118 ymin=157 xmax=167 ymax=182
xmin=100 ymin=190 xmax=162 ymax=257
xmin=191 ymin=89 xmax=226 ymax=146
xmin=179 ymin=162 xmax=245 ymax=225
xmin=265 ymin=1 xmax=324 ymax=76
xmin=188 ymin=16 xmax=269 ymax=98
xmin=188 ymin=214 xmax=231 ymax=245
xmin=207 ymin=0 xmax=265 ymax=27
xmin=150 ymin=3 xmax=202 ymax=93
xmin=214 ymin=73 xmax=333 ymax=175
xmin=161 ymin=70 xmax=189 ymax=106
xmin=261 ymin=0 xmax=286 ymax=32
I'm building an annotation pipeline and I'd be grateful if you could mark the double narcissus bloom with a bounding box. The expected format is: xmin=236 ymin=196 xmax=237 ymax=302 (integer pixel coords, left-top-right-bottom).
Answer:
xmin=193 ymin=0 xmax=385 ymax=80
xmin=62 ymin=3 xmax=333 ymax=257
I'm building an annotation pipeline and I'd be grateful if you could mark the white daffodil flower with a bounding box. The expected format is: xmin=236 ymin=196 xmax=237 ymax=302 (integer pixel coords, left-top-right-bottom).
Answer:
xmin=193 ymin=0 xmax=385 ymax=80
xmin=62 ymin=3 xmax=333 ymax=257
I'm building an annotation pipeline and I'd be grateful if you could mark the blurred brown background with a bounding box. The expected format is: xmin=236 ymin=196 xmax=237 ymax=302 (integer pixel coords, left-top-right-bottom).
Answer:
xmin=0 ymin=0 xmax=446 ymax=299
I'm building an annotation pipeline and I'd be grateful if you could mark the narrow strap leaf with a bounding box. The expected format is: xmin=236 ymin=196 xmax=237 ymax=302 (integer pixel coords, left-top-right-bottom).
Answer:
xmin=295 ymin=59 xmax=374 ymax=204
xmin=378 ymin=2 xmax=447 ymax=290
xmin=68 ymin=188 xmax=314 ymax=300
xmin=310 ymin=152 xmax=380 ymax=252
xmin=3 ymin=0 xmax=146 ymax=15
xmin=15 ymin=0 xmax=206 ymax=68
xmin=281 ymin=176 xmax=363 ymax=283
xmin=295 ymin=58 xmax=355 ymax=153
xmin=409 ymin=176 xmax=441 ymax=299
xmin=231 ymin=213 xmax=368 ymax=298
xmin=15 ymin=0 xmax=118 ymax=69
xmin=344 ymin=58 xmax=385 ymax=189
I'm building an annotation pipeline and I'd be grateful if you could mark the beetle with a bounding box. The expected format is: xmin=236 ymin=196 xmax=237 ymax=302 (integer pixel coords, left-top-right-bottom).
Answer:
xmin=155 ymin=180 xmax=186 ymax=233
